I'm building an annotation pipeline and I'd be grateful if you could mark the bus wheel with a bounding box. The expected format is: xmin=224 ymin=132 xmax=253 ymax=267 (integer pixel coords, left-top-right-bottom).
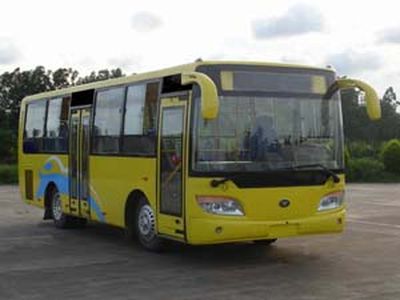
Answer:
xmin=135 ymin=198 xmax=164 ymax=252
xmin=50 ymin=187 xmax=85 ymax=228
xmin=254 ymin=239 xmax=277 ymax=246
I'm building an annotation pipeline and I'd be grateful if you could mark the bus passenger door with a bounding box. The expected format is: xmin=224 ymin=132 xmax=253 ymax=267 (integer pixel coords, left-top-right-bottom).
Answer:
xmin=157 ymin=97 xmax=187 ymax=240
xmin=69 ymin=107 xmax=91 ymax=219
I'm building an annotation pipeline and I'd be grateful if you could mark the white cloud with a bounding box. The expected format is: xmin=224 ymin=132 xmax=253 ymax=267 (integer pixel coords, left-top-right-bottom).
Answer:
xmin=0 ymin=38 xmax=19 ymax=65
xmin=0 ymin=0 xmax=398 ymax=96
xmin=326 ymin=50 xmax=382 ymax=76
xmin=379 ymin=27 xmax=400 ymax=44
xmin=131 ymin=12 xmax=163 ymax=32
xmin=253 ymin=3 xmax=324 ymax=39
xmin=108 ymin=56 xmax=142 ymax=73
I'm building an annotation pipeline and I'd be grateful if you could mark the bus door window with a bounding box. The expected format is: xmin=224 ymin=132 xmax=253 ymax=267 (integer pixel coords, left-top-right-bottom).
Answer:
xmin=160 ymin=107 xmax=184 ymax=216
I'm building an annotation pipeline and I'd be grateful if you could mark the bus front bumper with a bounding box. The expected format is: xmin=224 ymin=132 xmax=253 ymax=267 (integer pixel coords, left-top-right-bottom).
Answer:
xmin=187 ymin=209 xmax=345 ymax=245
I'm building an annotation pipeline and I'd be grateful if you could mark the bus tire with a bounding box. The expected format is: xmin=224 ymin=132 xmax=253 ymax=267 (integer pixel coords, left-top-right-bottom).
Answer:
xmin=254 ymin=239 xmax=277 ymax=246
xmin=135 ymin=197 xmax=164 ymax=252
xmin=49 ymin=186 xmax=86 ymax=229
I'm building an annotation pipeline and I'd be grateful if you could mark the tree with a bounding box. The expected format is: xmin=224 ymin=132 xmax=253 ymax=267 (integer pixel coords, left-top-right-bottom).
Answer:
xmin=381 ymin=139 xmax=400 ymax=174
xmin=0 ymin=128 xmax=15 ymax=163
xmin=76 ymin=68 xmax=124 ymax=85
xmin=0 ymin=66 xmax=54 ymax=132
xmin=52 ymin=68 xmax=79 ymax=89
xmin=382 ymin=87 xmax=398 ymax=106
xmin=341 ymin=86 xmax=400 ymax=143
xmin=0 ymin=66 xmax=126 ymax=133
xmin=0 ymin=66 xmax=126 ymax=163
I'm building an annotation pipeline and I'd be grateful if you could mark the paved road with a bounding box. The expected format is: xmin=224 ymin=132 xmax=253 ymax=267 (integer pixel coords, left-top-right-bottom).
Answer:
xmin=0 ymin=184 xmax=399 ymax=300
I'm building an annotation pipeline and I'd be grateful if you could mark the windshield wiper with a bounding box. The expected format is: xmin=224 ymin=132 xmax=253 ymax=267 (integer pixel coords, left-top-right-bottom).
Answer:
xmin=210 ymin=164 xmax=340 ymax=187
xmin=210 ymin=174 xmax=247 ymax=188
xmin=285 ymin=163 xmax=340 ymax=183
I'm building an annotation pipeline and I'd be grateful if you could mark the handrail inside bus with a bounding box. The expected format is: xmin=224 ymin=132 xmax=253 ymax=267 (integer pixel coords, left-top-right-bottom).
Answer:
xmin=181 ymin=72 xmax=219 ymax=120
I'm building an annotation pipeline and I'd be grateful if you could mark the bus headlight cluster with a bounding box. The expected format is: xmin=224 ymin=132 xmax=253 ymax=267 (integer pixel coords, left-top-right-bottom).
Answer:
xmin=318 ymin=191 xmax=345 ymax=211
xmin=196 ymin=196 xmax=245 ymax=216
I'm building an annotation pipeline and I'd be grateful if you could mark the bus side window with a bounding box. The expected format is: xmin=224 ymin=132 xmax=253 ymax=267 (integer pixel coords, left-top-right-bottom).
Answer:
xmin=59 ymin=96 xmax=71 ymax=151
xmin=43 ymin=96 xmax=70 ymax=153
xmin=122 ymin=82 xmax=159 ymax=155
xmin=93 ymin=87 xmax=125 ymax=154
xmin=23 ymin=100 xmax=47 ymax=153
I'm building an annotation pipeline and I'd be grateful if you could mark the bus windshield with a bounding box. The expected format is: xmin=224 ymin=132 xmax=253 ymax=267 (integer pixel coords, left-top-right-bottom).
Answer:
xmin=192 ymin=69 xmax=344 ymax=173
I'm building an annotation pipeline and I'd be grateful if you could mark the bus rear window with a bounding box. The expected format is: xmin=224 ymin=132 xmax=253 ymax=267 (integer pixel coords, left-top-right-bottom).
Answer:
xmin=23 ymin=100 xmax=47 ymax=153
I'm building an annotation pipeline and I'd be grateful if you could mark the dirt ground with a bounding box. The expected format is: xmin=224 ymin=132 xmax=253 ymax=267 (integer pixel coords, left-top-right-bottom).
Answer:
xmin=0 ymin=184 xmax=399 ymax=300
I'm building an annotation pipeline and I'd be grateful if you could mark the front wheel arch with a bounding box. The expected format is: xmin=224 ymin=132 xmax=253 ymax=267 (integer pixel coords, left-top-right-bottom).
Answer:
xmin=124 ymin=190 xmax=164 ymax=251
xmin=124 ymin=190 xmax=149 ymax=239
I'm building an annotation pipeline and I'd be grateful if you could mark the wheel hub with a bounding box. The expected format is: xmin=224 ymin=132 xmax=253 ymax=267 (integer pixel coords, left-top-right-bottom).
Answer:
xmin=138 ymin=205 xmax=156 ymax=240
xmin=52 ymin=192 xmax=63 ymax=221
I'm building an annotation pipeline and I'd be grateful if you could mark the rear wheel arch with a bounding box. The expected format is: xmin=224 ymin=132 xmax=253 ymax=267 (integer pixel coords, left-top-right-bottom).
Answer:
xmin=44 ymin=182 xmax=57 ymax=219
xmin=45 ymin=182 xmax=86 ymax=228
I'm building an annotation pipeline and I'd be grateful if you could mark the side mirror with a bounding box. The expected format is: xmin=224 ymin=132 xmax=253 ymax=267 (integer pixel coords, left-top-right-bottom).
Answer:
xmin=181 ymin=72 xmax=219 ymax=120
xmin=325 ymin=78 xmax=381 ymax=120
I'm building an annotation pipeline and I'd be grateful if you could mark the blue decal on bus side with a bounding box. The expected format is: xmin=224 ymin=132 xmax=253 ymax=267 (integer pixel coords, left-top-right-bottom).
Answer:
xmin=36 ymin=157 xmax=106 ymax=223
xmin=88 ymin=196 xmax=105 ymax=223
xmin=36 ymin=173 xmax=69 ymax=198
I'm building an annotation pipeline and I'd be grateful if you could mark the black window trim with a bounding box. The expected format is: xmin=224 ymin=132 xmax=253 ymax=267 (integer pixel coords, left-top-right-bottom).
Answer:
xmin=23 ymin=75 xmax=185 ymax=157
xmin=188 ymin=66 xmax=343 ymax=187
xmin=43 ymin=96 xmax=70 ymax=154
xmin=23 ymin=95 xmax=73 ymax=155
xmin=121 ymin=80 xmax=161 ymax=156
xmin=91 ymin=85 xmax=126 ymax=155
xmin=23 ymin=98 xmax=47 ymax=155
xmin=90 ymin=79 xmax=162 ymax=157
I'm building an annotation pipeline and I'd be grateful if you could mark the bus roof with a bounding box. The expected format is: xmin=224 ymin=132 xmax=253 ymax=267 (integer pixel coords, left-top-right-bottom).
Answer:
xmin=22 ymin=60 xmax=334 ymax=103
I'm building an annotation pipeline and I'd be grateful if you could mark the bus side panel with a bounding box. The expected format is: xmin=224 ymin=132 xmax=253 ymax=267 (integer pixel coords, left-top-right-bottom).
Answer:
xmin=19 ymin=152 xmax=70 ymax=212
xmin=18 ymin=101 xmax=28 ymax=204
xmin=89 ymin=156 xmax=156 ymax=227
xmin=18 ymin=100 xmax=70 ymax=214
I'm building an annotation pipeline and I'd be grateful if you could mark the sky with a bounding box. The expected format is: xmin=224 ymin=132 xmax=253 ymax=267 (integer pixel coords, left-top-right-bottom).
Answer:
xmin=0 ymin=0 xmax=399 ymax=96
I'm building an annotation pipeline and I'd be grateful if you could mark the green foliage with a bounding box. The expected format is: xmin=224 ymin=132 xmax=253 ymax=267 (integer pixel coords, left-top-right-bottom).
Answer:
xmin=346 ymin=158 xmax=385 ymax=182
xmin=1 ymin=65 xmax=400 ymax=183
xmin=341 ymin=87 xmax=400 ymax=143
xmin=344 ymin=145 xmax=350 ymax=166
xmin=0 ymin=67 xmax=53 ymax=131
xmin=381 ymin=139 xmax=400 ymax=174
xmin=0 ymin=66 xmax=126 ymax=164
xmin=51 ymin=68 xmax=79 ymax=89
xmin=0 ymin=128 xmax=16 ymax=163
xmin=347 ymin=141 xmax=378 ymax=159
xmin=0 ymin=165 xmax=18 ymax=184
xmin=345 ymin=139 xmax=400 ymax=182
xmin=0 ymin=66 xmax=125 ymax=133
xmin=339 ymin=86 xmax=400 ymax=180
xmin=76 ymin=68 xmax=125 ymax=85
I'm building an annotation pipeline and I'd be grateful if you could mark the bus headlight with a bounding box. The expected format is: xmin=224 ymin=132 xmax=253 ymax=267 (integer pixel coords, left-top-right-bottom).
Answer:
xmin=196 ymin=196 xmax=245 ymax=216
xmin=318 ymin=191 xmax=345 ymax=211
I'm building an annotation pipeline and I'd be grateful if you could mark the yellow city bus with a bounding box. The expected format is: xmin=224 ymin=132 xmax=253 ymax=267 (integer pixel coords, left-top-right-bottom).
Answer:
xmin=18 ymin=61 xmax=381 ymax=251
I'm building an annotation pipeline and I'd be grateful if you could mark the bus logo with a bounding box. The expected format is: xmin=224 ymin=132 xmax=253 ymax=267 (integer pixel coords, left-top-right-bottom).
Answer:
xmin=279 ymin=199 xmax=290 ymax=208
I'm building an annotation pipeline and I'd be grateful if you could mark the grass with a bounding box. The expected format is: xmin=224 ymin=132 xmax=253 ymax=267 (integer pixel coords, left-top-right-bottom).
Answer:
xmin=0 ymin=164 xmax=18 ymax=184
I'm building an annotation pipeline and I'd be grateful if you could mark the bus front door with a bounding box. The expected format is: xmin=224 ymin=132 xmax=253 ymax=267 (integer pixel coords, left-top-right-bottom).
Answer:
xmin=69 ymin=107 xmax=91 ymax=219
xmin=157 ymin=97 xmax=187 ymax=241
